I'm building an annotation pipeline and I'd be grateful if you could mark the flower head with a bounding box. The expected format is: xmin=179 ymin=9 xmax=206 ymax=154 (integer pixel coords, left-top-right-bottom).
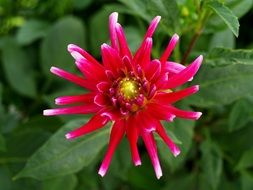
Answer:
xmin=44 ymin=12 xmax=203 ymax=179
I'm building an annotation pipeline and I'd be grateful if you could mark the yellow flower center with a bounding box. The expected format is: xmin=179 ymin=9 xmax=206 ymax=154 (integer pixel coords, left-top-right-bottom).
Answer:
xmin=119 ymin=78 xmax=139 ymax=100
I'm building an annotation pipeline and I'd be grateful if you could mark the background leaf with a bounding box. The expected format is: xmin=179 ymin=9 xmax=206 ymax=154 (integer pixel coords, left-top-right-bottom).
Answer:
xmin=15 ymin=119 xmax=110 ymax=180
xmin=40 ymin=16 xmax=86 ymax=76
xmin=208 ymin=1 xmax=239 ymax=37
xmin=187 ymin=48 xmax=253 ymax=107
xmin=0 ymin=38 xmax=37 ymax=97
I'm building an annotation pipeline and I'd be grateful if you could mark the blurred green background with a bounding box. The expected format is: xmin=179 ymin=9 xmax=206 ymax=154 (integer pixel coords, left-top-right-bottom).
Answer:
xmin=1 ymin=0 xmax=253 ymax=189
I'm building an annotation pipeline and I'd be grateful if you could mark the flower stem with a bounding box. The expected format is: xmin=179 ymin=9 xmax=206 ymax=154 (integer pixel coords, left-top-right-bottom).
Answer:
xmin=181 ymin=8 xmax=211 ymax=64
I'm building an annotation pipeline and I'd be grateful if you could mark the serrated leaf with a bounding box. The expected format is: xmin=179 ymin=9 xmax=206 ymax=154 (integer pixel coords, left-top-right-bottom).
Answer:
xmin=187 ymin=48 xmax=253 ymax=107
xmin=42 ymin=174 xmax=77 ymax=190
xmin=208 ymin=1 xmax=239 ymax=37
xmin=40 ymin=16 xmax=85 ymax=76
xmin=236 ymin=147 xmax=253 ymax=170
xmin=16 ymin=19 xmax=49 ymax=45
xmin=229 ymin=99 xmax=252 ymax=132
xmin=15 ymin=119 xmax=110 ymax=180
xmin=201 ymin=139 xmax=223 ymax=190
xmin=209 ymin=28 xmax=235 ymax=50
xmin=1 ymin=38 xmax=37 ymax=97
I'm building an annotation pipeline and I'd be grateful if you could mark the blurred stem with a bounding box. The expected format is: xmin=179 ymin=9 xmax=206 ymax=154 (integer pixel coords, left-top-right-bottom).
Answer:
xmin=181 ymin=7 xmax=211 ymax=64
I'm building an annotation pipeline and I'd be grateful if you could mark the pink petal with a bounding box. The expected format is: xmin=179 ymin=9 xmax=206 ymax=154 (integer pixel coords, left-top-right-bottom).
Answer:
xmin=94 ymin=94 xmax=108 ymax=107
xmin=167 ymin=105 xmax=202 ymax=120
xmin=164 ymin=55 xmax=203 ymax=89
xmin=154 ymin=85 xmax=199 ymax=104
xmin=155 ymin=121 xmax=180 ymax=157
xmin=141 ymin=130 xmax=162 ymax=179
xmin=143 ymin=16 xmax=161 ymax=39
xmin=75 ymin=59 xmax=107 ymax=82
xmin=126 ymin=117 xmax=141 ymax=166
xmin=115 ymin=23 xmax=132 ymax=59
xmin=68 ymin=44 xmax=102 ymax=67
xmin=98 ymin=119 xmax=125 ymax=176
xmin=133 ymin=37 xmax=152 ymax=69
xmin=101 ymin=43 xmax=123 ymax=74
xmin=65 ymin=114 xmax=109 ymax=139
xmin=43 ymin=104 xmax=99 ymax=116
xmin=145 ymin=59 xmax=161 ymax=82
xmin=164 ymin=61 xmax=186 ymax=74
xmin=160 ymin=34 xmax=179 ymax=64
xmin=109 ymin=12 xmax=119 ymax=51
xmin=96 ymin=82 xmax=110 ymax=93
xmin=138 ymin=112 xmax=156 ymax=132
xmin=50 ymin=67 xmax=95 ymax=90
xmin=147 ymin=103 xmax=176 ymax=122
xmin=55 ymin=93 xmax=95 ymax=105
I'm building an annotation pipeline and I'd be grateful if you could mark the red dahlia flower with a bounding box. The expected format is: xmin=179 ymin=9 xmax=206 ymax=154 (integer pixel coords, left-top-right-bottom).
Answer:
xmin=44 ymin=12 xmax=203 ymax=179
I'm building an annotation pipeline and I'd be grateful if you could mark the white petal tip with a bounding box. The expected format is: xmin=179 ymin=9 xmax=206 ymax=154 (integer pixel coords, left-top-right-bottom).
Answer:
xmin=43 ymin=110 xmax=52 ymax=116
xmin=156 ymin=171 xmax=163 ymax=179
xmin=134 ymin=160 xmax=142 ymax=166
xmin=65 ymin=133 xmax=73 ymax=139
xmin=67 ymin=44 xmax=77 ymax=52
xmin=172 ymin=33 xmax=179 ymax=41
xmin=173 ymin=149 xmax=181 ymax=157
xmin=98 ymin=168 xmax=106 ymax=177
xmin=196 ymin=112 xmax=202 ymax=119
xmin=70 ymin=51 xmax=83 ymax=61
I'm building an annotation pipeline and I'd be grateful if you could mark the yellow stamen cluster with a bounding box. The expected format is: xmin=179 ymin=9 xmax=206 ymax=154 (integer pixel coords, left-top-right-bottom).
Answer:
xmin=119 ymin=78 xmax=139 ymax=100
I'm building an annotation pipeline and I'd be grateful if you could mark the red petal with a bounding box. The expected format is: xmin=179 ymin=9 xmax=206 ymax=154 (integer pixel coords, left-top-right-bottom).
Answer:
xmin=160 ymin=34 xmax=179 ymax=64
xmin=141 ymin=130 xmax=162 ymax=179
xmin=146 ymin=103 xmax=175 ymax=122
xmin=98 ymin=119 xmax=125 ymax=176
xmin=109 ymin=12 xmax=119 ymax=51
xmin=133 ymin=38 xmax=152 ymax=69
xmin=164 ymin=55 xmax=203 ymax=89
xmin=55 ymin=93 xmax=95 ymax=105
xmin=166 ymin=106 xmax=202 ymax=120
xmin=43 ymin=104 xmax=99 ymax=116
xmin=65 ymin=114 xmax=109 ymax=139
xmin=155 ymin=121 xmax=180 ymax=157
xmin=154 ymin=85 xmax=199 ymax=104
xmin=50 ymin=67 xmax=95 ymax=90
xmin=116 ymin=23 xmax=132 ymax=59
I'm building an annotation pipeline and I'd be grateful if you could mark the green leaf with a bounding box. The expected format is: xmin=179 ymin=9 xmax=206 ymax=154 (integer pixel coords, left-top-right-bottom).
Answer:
xmin=236 ymin=147 xmax=253 ymax=170
xmin=0 ymin=133 xmax=6 ymax=152
xmin=40 ymin=16 xmax=85 ymax=76
xmin=209 ymin=28 xmax=235 ymax=50
xmin=208 ymin=1 xmax=239 ymax=37
xmin=187 ymin=48 xmax=253 ymax=107
xmin=158 ymin=116 xmax=195 ymax=171
xmin=200 ymin=138 xmax=223 ymax=190
xmin=89 ymin=8 xmax=111 ymax=57
xmin=226 ymin=0 xmax=253 ymax=19
xmin=15 ymin=119 xmax=110 ymax=180
xmin=1 ymin=38 xmax=37 ymax=97
xmin=163 ymin=173 xmax=197 ymax=190
xmin=16 ymin=19 xmax=49 ymax=45
xmin=229 ymin=99 xmax=252 ymax=132
xmin=241 ymin=171 xmax=253 ymax=190
xmin=42 ymin=174 xmax=77 ymax=190
xmin=147 ymin=0 xmax=179 ymax=32
xmin=73 ymin=0 xmax=92 ymax=10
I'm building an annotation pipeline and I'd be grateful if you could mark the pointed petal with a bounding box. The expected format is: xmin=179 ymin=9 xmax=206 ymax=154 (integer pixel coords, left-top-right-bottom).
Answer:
xmin=155 ymin=85 xmax=199 ymax=104
xmin=65 ymin=114 xmax=109 ymax=139
xmin=55 ymin=93 xmax=95 ymax=105
xmin=147 ymin=103 xmax=175 ymax=122
xmin=109 ymin=12 xmax=119 ymax=50
xmin=164 ymin=61 xmax=186 ymax=74
xmin=96 ymin=82 xmax=110 ymax=93
xmin=98 ymin=119 xmax=125 ymax=176
xmin=50 ymin=67 xmax=95 ymax=90
xmin=167 ymin=105 xmax=202 ymax=120
xmin=155 ymin=121 xmax=180 ymax=157
xmin=68 ymin=44 xmax=102 ymax=67
xmin=126 ymin=117 xmax=141 ymax=166
xmin=160 ymin=34 xmax=179 ymax=63
xmin=164 ymin=55 xmax=203 ymax=89
xmin=141 ymin=130 xmax=162 ymax=179
xmin=94 ymin=94 xmax=108 ymax=107
xmin=134 ymin=37 xmax=152 ymax=69
xmin=43 ymin=104 xmax=99 ymax=116
xmin=116 ymin=23 xmax=132 ymax=59
xmin=101 ymin=43 xmax=123 ymax=74
xmin=145 ymin=59 xmax=161 ymax=82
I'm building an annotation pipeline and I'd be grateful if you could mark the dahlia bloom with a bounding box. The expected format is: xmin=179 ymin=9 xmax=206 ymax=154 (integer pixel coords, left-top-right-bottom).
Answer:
xmin=43 ymin=12 xmax=202 ymax=179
